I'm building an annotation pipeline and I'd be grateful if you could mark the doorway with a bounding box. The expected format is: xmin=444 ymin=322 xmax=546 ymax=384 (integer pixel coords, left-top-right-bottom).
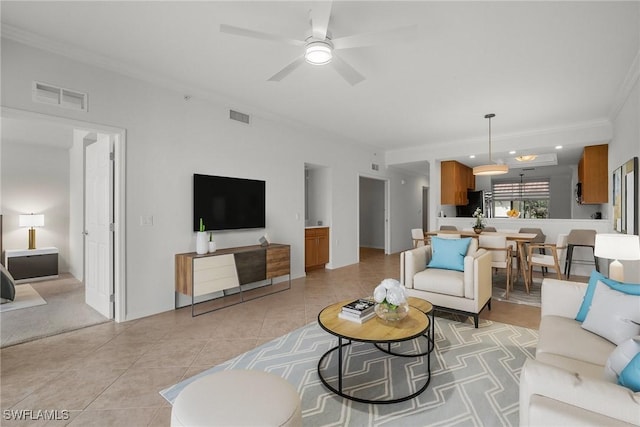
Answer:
xmin=358 ymin=175 xmax=389 ymax=258
xmin=1 ymin=107 xmax=126 ymax=325
xmin=422 ymin=187 xmax=429 ymax=231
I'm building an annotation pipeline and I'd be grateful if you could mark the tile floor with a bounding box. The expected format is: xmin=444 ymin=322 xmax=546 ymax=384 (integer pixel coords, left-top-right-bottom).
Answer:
xmin=0 ymin=248 xmax=544 ymax=426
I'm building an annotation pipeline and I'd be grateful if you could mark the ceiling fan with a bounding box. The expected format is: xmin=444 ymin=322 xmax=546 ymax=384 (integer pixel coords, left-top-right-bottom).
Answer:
xmin=220 ymin=1 xmax=416 ymax=86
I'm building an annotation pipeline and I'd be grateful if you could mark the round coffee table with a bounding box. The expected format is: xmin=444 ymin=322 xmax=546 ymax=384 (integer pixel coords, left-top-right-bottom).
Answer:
xmin=317 ymin=300 xmax=431 ymax=404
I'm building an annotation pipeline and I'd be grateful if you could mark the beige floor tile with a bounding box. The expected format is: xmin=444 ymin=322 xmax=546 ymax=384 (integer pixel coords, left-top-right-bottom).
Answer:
xmin=85 ymin=366 xmax=186 ymax=410
xmin=132 ymin=339 xmax=209 ymax=368
xmin=0 ymin=369 xmax=65 ymax=410
xmin=67 ymin=408 xmax=159 ymax=426
xmin=11 ymin=368 xmax=126 ymax=411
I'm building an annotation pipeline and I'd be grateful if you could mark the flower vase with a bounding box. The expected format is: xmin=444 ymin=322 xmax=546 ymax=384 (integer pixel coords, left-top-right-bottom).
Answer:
xmin=473 ymin=227 xmax=483 ymax=234
xmin=196 ymin=231 xmax=208 ymax=255
xmin=374 ymin=302 xmax=410 ymax=322
xmin=208 ymin=241 xmax=217 ymax=253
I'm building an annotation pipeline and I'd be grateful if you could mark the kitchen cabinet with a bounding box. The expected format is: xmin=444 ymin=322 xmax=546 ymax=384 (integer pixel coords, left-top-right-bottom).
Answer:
xmin=578 ymin=144 xmax=608 ymax=204
xmin=441 ymin=160 xmax=475 ymax=205
xmin=305 ymin=227 xmax=329 ymax=271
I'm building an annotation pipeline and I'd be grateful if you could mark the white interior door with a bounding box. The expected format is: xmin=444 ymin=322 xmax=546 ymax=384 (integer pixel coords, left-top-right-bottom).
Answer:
xmin=84 ymin=134 xmax=113 ymax=318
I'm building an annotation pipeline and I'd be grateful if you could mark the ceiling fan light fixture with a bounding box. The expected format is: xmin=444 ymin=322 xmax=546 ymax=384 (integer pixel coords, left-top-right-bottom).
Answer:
xmin=305 ymin=41 xmax=332 ymax=65
xmin=473 ymin=113 xmax=509 ymax=176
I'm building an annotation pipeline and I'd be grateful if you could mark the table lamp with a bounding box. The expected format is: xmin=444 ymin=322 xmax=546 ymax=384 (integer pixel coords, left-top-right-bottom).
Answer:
xmin=18 ymin=214 xmax=44 ymax=250
xmin=594 ymin=233 xmax=640 ymax=282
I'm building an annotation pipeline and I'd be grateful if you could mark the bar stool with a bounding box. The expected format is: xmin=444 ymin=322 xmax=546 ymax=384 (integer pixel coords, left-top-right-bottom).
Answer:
xmin=564 ymin=229 xmax=599 ymax=279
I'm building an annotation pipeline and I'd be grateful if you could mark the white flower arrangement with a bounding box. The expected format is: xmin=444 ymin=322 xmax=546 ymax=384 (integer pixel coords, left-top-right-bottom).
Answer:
xmin=472 ymin=207 xmax=485 ymax=229
xmin=373 ymin=278 xmax=407 ymax=310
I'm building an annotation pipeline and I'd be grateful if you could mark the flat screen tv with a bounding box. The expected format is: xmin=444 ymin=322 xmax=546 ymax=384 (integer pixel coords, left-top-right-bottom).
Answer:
xmin=193 ymin=174 xmax=265 ymax=231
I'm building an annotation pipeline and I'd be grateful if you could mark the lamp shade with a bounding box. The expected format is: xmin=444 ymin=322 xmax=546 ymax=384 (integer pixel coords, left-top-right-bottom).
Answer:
xmin=472 ymin=164 xmax=509 ymax=176
xmin=18 ymin=214 xmax=44 ymax=228
xmin=594 ymin=234 xmax=640 ymax=261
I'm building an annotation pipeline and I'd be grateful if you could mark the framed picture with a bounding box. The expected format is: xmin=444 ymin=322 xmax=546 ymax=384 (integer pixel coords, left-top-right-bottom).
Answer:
xmin=613 ymin=167 xmax=622 ymax=231
xmin=614 ymin=157 xmax=639 ymax=234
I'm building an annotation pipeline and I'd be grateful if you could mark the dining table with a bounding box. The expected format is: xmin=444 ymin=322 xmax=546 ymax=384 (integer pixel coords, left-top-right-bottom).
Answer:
xmin=425 ymin=230 xmax=538 ymax=293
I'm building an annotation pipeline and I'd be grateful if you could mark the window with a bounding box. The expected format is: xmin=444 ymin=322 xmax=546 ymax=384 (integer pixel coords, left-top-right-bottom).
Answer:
xmin=492 ymin=178 xmax=550 ymax=218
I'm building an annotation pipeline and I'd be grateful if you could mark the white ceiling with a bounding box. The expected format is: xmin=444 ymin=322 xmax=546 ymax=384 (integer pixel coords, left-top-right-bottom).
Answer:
xmin=1 ymin=1 xmax=638 ymax=166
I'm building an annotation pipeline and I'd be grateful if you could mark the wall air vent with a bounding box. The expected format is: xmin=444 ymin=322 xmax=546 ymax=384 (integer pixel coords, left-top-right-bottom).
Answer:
xmin=371 ymin=163 xmax=380 ymax=171
xmin=32 ymin=81 xmax=87 ymax=111
xmin=229 ymin=110 xmax=250 ymax=124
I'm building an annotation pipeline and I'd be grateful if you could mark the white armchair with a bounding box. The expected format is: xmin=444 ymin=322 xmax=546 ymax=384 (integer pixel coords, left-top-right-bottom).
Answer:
xmin=400 ymin=237 xmax=492 ymax=328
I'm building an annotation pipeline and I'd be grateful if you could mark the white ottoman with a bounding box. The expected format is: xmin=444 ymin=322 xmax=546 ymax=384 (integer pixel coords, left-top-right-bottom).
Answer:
xmin=171 ymin=369 xmax=302 ymax=427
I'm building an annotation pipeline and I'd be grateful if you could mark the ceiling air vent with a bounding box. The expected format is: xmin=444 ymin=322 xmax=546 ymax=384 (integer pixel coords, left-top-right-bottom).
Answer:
xmin=32 ymin=81 xmax=87 ymax=111
xmin=229 ymin=110 xmax=250 ymax=124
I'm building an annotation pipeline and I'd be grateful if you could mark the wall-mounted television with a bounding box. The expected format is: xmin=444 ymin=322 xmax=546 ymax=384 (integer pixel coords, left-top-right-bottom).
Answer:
xmin=193 ymin=174 xmax=265 ymax=231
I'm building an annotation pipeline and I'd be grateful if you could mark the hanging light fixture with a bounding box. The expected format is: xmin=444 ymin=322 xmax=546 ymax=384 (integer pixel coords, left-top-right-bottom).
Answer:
xmin=473 ymin=113 xmax=509 ymax=176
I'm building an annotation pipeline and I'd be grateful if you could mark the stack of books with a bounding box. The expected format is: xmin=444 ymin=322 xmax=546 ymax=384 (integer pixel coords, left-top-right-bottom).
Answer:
xmin=338 ymin=298 xmax=376 ymax=323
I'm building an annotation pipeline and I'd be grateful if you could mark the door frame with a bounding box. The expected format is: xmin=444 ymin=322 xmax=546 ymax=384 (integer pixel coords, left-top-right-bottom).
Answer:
xmin=357 ymin=174 xmax=390 ymax=260
xmin=2 ymin=107 xmax=127 ymax=322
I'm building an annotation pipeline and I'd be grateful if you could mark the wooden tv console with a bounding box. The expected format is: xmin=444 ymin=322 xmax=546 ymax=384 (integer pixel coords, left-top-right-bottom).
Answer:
xmin=175 ymin=243 xmax=290 ymax=316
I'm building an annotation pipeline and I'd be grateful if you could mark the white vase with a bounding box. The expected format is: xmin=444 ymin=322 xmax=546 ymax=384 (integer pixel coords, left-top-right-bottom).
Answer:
xmin=196 ymin=232 xmax=208 ymax=255
xmin=208 ymin=241 xmax=217 ymax=253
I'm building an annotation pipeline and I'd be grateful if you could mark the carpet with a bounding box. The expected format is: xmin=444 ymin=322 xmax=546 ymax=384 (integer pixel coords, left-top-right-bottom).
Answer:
xmin=0 ymin=284 xmax=46 ymax=312
xmin=161 ymin=317 xmax=537 ymax=426
xmin=0 ymin=275 xmax=109 ymax=348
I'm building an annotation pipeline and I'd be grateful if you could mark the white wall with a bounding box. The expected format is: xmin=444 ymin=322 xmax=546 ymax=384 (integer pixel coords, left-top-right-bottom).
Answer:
xmin=305 ymin=166 xmax=330 ymax=228
xmin=68 ymin=130 xmax=86 ymax=280
xmin=1 ymin=141 xmax=70 ymax=272
xmin=359 ymin=177 xmax=385 ymax=249
xmin=387 ymin=167 xmax=429 ymax=252
xmin=610 ymin=66 xmax=640 ymax=282
xmin=1 ymin=39 xmax=418 ymax=320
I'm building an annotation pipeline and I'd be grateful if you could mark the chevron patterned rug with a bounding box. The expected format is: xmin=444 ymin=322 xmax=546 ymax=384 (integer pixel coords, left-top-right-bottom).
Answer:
xmin=161 ymin=317 xmax=537 ymax=426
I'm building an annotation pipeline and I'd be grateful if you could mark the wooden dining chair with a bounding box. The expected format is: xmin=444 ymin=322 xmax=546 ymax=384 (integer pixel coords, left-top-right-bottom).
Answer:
xmin=479 ymin=235 xmax=513 ymax=298
xmin=439 ymin=225 xmax=458 ymax=231
xmin=527 ymin=234 xmax=568 ymax=286
xmin=411 ymin=228 xmax=428 ymax=248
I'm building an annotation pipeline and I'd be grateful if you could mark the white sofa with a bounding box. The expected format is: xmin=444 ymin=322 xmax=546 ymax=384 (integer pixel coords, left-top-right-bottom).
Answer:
xmin=519 ymin=278 xmax=640 ymax=426
xmin=400 ymin=238 xmax=492 ymax=328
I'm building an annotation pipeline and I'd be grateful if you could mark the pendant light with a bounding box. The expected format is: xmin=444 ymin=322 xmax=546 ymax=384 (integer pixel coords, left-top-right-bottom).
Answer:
xmin=473 ymin=113 xmax=509 ymax=176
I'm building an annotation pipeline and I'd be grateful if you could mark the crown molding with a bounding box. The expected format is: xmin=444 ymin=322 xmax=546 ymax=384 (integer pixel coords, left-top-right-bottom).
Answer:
xmin=609 ymin=49 xmax=640 ymax=120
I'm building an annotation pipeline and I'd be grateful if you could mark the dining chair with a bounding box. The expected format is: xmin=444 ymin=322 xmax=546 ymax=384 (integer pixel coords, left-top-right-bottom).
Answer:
xmin=439 ymin=225 xmax=458 ymax=231
xmin=483 ymin=226 xmax=497 ymax=232
xmin=564 ymin=229 xmax=599 ymax=279
xmin=411 ymin=228 xmax=428 ymax=248
xmin=527 ymin=234 xmax=568 ymax=286
xmin=479 ymin=235 xmax=513 ymax=298
xmin=519 ymin=227 xmax=547 ymax=273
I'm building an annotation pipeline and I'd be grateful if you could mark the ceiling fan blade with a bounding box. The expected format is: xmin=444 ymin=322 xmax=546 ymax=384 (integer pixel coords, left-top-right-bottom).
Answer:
xmin=268 ymin=57 xmax=306 ymax=82
xmin=310 ymin=1 xmax=333 ymax=40
xmin=220 ymin=24 xmax=305 ymax=47
xmin=331 ymin=54 xmax=365 ymax=86
xmin=332 ymin=25 xmax=417 ymax=50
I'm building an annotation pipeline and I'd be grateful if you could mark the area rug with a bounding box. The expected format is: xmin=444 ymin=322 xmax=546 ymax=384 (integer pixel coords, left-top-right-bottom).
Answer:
xmin=490 ymin=271 xmax=541 ymax=307
xmin=0 ymin=284 xmax=46 ymax=313
xmin=161 ymin=317 xmax=537 ymax=426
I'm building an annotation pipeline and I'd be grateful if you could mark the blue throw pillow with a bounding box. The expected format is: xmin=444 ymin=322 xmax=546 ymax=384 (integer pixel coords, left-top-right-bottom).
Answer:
xmin=575 ymin=270 xmax=640 ymax=322
xmin=427 ymin=237 xmax=472 ymax=272
xmin=619 ymin=353 xmax=640 ymax=392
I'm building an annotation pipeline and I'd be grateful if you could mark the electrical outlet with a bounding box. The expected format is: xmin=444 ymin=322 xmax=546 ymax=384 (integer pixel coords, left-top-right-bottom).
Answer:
xmin=140 ymin=215 xmax=154 ymax=226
